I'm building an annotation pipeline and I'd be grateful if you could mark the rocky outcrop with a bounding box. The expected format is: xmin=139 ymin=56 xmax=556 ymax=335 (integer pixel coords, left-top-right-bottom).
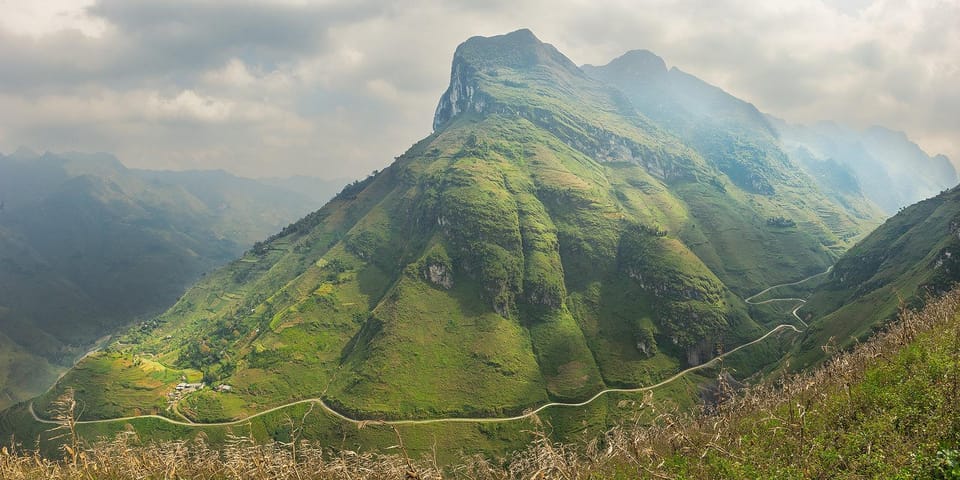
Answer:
xmin=424 ymin=263 xmax=454 ymax=289
xmin=432 ymin=32 xmax=696 ymax=184
xmin=635 ymin=328 xmax=657 ymax=358
xmin=685 ymin=337 xmax=715 ymax=366
xmin=433 ymin=58 xmax=490 ymax=131
xmin=525 ymin=281 xmax=564 ymax=309
xmin=949 ymin=216 xmax=960 ymax=241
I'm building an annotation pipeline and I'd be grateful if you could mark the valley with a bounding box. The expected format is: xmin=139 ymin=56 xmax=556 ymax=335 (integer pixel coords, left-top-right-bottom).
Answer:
xmin=0 ymin=150 xmax=344 ymax=409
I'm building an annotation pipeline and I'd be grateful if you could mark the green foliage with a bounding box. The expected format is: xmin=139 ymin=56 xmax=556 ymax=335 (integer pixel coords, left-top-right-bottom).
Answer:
xmin=766 ymin=215 xmax=797 ymax=228
xmin=333 ymin=171 xmax=378 ymax=201
xmin=634 ymin=326 xmax=657 ymax=357
xmin=344 ymin=230 xmax=385 ymax=260
xmin=177 ymin=339 xmax=222 ymax=370
xmin=928 ymin=449 xmax=960 ymax=480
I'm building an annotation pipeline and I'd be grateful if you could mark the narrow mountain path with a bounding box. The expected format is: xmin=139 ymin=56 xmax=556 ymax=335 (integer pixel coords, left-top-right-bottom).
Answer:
xmin=744 ymin=266 xmax=831 ymax=304
xmin=30 ymin=269 xmax=829 ymax=428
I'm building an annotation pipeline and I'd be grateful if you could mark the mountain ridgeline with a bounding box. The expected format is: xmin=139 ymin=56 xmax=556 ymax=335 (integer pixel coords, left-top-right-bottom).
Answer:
xmin=13 ymin=30 xmax=953 ymax=448
xmin=583 ymin=49 xmax=955 ymax=216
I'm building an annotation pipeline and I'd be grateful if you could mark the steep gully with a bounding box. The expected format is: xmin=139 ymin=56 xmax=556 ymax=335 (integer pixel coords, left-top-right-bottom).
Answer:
xmin=30 ymin=268 xmax=829 ymax=428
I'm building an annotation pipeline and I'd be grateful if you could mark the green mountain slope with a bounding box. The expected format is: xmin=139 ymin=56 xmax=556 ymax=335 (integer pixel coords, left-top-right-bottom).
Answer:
xmin=24 ymin=29 xmax=882 ymax=430
xmin=0 ymin=150 xmax=340 ymax=408
xmin=474 ymin=287 xmax=960 ymax=479
xmin=792 ymin=185 xmax=960 ymax=369
xmin=582 ymin=49 xmax=884 ymax=238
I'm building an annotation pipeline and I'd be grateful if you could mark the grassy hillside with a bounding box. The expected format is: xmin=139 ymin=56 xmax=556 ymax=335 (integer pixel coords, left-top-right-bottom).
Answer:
xmin=583 ymin=49 xmax=884 ymax=248
xmin=488 ymin=285 xmax=960 ymax=479
xmin=2 ymin=281 xmax=958 ymax=479
xmin=792 ymin=185 xmax=960 ymax=370
xmin=0 ymin=150 xmax=341 ymax=409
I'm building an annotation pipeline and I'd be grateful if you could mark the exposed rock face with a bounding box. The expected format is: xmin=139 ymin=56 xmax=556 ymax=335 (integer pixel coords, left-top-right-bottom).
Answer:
xmin=950 ymin=217 xmax=960 ymax=241
xmin=934 ymin=249 xmax=953 ymax=269
xmin=424 ymin=263 xmax=454 ymax=289
xmin=432 ymin=30 xmax=696 ymax=184
xmin=525 ymin=282 xmax=564 ymax=309
xmin=686 ymin=337 xmax=715 ymax=366
xmin=490 ymin=286 xmax=513 ymax=318
xmin=635 ymin=328 xmax=657 ymax=358
xmin=433 ymin=58 xmax=488 ymax=131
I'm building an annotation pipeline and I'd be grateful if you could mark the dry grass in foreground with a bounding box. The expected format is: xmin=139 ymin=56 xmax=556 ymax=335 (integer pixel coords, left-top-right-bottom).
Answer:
xmin=3 ymin=289 xmax=960 ymax=479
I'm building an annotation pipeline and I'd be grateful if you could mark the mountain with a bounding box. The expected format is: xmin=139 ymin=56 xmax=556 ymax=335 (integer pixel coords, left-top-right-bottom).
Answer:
xmin=583 ymin=51 xmax=888 ymax=224
xmin=789 ymin=185 xmax=960 ymax=369
xmin=0 ymin=150 xmax=342 ymax=408
xmin=16 ymin=29 xmax=887 ymax=438
xmin=772 ymin=120 xmax=957 ymax=214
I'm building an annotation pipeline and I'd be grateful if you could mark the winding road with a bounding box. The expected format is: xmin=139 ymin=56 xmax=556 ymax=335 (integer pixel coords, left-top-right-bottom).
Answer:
xmin=30 ymin=269 xmax=828 ymax=429
xmin=744 ymin=266 xmax=831 ymax=327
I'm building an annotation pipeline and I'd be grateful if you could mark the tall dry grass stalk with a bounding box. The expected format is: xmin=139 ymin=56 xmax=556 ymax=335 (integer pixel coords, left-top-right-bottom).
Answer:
xmin=1 ymin=433 xmax=447 ymax=479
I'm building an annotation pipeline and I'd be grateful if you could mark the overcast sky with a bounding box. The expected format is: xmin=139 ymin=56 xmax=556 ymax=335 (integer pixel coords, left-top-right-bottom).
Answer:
xmin=0 ymin=0 xmax=957 ymax=180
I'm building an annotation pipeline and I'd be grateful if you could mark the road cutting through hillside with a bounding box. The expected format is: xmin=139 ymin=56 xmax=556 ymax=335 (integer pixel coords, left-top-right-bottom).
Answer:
xmin=29 ymin=269 xmax=829 ymax=429
xmin=745 ymin=266 xmax=831 ymax=327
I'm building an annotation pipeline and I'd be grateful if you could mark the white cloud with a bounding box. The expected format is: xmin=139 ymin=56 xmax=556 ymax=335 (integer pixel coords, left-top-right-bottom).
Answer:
xmin=145 ymin=90 xmax=234 ymax=123
xmin=0 ymin=0 xmax=956 ymax=179
xmin=0 ymin=0 xmax=107 ymax=37
xmin=203 ymin=59 xmax=257 ymax=88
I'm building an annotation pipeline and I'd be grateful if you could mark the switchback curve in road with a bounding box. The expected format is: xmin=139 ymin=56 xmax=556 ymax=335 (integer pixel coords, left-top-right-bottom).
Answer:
xmin=744 ymin=267 xmax=831 ymax=327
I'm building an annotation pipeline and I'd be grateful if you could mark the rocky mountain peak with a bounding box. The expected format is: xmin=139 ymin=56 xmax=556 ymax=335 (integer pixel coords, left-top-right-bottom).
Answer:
xmin=432 ymin=28 xmax=583 ymax=130
xmin=586 ymin=49 xmax=668 ymax=79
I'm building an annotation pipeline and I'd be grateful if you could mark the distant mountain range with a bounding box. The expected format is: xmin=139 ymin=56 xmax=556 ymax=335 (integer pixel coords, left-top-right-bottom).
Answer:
xmin=0 ymin=149 xmax=345 ymax=408
xmin=772 ymin=120 xmax=956 ymax=214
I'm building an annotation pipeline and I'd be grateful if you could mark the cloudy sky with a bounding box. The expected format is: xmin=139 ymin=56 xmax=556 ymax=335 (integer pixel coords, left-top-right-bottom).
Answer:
xmin=0 ymin=0 xmax=957 ymax=180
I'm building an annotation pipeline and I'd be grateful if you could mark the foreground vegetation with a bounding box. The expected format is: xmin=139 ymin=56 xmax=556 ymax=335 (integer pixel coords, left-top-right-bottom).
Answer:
xmin=4 ymin=287 xmax=958 ymax=479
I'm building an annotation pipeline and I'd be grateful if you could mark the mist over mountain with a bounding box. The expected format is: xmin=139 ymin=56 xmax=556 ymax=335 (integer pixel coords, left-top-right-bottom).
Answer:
xmin=260 ymin=176 xmax=356 ymax=206
xmin=584 ymin=49 xmax=954 ymax=218
xmin=772 ymin=119 xmax=956 ymax=214
xmin=0 ymin=150 xmax=342 ymax=408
